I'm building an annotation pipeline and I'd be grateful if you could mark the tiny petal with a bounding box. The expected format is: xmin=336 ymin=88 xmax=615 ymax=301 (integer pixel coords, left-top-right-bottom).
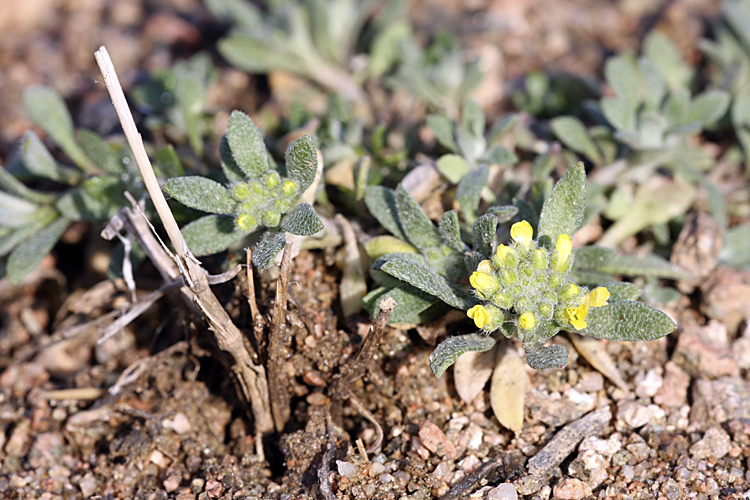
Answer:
xmin=560 ymin=282 xmax=580 ymax=301
xmin=556 ymin=234 xmax=572 ymax=261
xmin=510 ymin=220 xmax=534 ymax=245
xmin=495 ymin=245 xmax=512 ymax=265
xmin=467 ymin=305 xmax=489 ymax=329
xmin=470 ymin=272 xmax=495 ymax=291
xmin=477 ymin=260 xmax=494 ymax=274
xmin=518 ymin=312 xmax=537 ymax=330
xmin=585 ymin=287 xmax=610 ymax=308
xmin=564 ymin=304 xmax=589 ymax=330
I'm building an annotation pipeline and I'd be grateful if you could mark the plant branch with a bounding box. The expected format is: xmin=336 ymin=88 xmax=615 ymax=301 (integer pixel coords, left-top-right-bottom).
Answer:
xmin=268 ymin=241 xmax=293 ymax=432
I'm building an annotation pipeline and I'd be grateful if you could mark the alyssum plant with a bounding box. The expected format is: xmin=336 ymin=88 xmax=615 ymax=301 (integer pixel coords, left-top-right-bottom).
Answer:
xmin=369 ymin=162 xmax=677 ymax=374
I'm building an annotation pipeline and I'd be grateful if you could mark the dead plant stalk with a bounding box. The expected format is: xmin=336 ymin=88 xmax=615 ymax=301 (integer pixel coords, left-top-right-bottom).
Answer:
xmin=93 ymin=46 xmax=274 ymax=440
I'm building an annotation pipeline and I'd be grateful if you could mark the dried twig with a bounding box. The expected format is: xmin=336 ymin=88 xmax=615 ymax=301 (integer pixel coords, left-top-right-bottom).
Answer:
xmin=440 ymin=451 xmax=522 ymax=500
xmin=317 ymin=406 xmax=337 ymax=500
xmin=245 ymin=249 xmax=260 ymax=321
xmin=340 ymin=297 xmax=396 ymax=384
xmin=268 ymin=242 xmax=293 ymax=432
xmin=94 ymin=46 xmax=274 ymax=439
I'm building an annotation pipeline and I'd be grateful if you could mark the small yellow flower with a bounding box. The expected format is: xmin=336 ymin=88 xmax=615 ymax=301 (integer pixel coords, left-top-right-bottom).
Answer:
xmin=470 ymin=272 xmax=494 ymax=290
xmin=510 ymin=220 xmax=534 ymax=245
xmin=532 ymin=249 xmax=548 ymax=269
xmin=467 ymin=305 xmax=489 ymax=329
xmin=553 ymin=234 xmax=572 ymax=272
xmin=585 ymin=286 xmax=610 ymax=308
xmin=518 ymin=312 xmax=537 ymax=330
xmin=564 ymin=304 xmax=589 ymax=330
xmin=560 ymin=282 xmax=580 ymax=301
xmin=495 ymin=245 xmax=513 ymax=265
xmin=477 ymin=260 xmax=494 ymax=274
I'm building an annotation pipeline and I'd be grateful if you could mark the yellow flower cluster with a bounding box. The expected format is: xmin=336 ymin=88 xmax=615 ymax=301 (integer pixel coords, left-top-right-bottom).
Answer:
xmin=466 ymin=219 xmax=610 ymax=336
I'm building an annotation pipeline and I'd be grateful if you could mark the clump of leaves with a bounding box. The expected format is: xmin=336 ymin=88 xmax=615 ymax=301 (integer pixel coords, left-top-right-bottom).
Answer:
xmin=0 ymin=85 xmax=181 ymax=283
xmin=131 ymin=53 xmax=216 ymax=157
xmin=164 ymin=111 xmax=323 ymax=268
xmin=376 ymin=162 xmax=677 ymax=374
xmin=362 ymin=180 xmax=518 ymax=324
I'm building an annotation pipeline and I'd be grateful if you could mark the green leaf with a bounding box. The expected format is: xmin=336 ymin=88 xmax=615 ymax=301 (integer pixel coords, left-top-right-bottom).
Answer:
xmin=604 ymin=55 xmax=640 ymax=109
xmin=365 ymin=285 xmax=440 ymax=324
xmin=436 ymin=154 xmax=470 ymax=184
xmin=227 ymin=110 xmax=268 ymax=178
xmin=164 ymin=176 xmax=236 ymax=214
xmin=601 ymin=97 xmax=636 ymax=132
xmin=7 ymin=216 xmax=69 ymax=284
xmin=599 ymin=253 xmax=691 ymax=280
xmin=0 ymin=207 xmax=57 ymax=257
xmin=280 ymin=202 xmax=323 ymax=236
xmin=573 ymin=246 xmax=617 ymax=271
xmin=252 ymin=230 xmax=287 ymax=269
xmin=485 ymin=205 xmax=519 ymax=224
xmin=480 ymin=145 xmax=517 ymax=166
xmin=472 ymin=213 xmax=497 ymax=259
xmin=285 ymin=135 xmax=318 ymax=193
xmin=523 ymin=342 xmax=568 ymax=370
xmin=550 ymin=116 xmax=602 ymax=164
xmin=380 ymin=257 xmax=476 ymax=310
xmin=77 ymin=129 xmax=126 ymax=175
xmin=154 ymin=145 xmax=185 ymax=179
xmin=0 ymin=166 xmax=55 ymax=204
xmin=365 ymin=236 xmax=418 ymax=260
xmin=456 ymin=165 xmax=489 ymax=224
xmin=22 ymin=131 xmax=71 ymax=183
xmin=456 ymin=124 xmax=486 ymax=164
xmin=639 ymin=58 xmax=667 ymax=111
xmin=537 ymin=162 xmax=587 ymax=249
xmin=21 ymin=85 xmax=93 ymax=172
xmin=486 ymin=113 xmax=519 ymax=144
xmin=363 ymin=186 xmax=407 ymax=241
xmin=643 ymin=31 xmax=692 ymax=91
xmin=438 ymin=210 xmax=464 ymax=252
xmin=182 ymin=215 xmax=246 ymax=256
xmin=220 ymin=135 xmax=245 ymax=183
xmin=395 ymin=185 xmax=442 ymax=250
xmin=513 ymin=198 xmax=539 ymax=233
xmin=579 ymin=300 xmax=676 ymax=341
xmin=426 ymin=114 xmax=458 ymax=152
xmin=719 ymin=224 xmax=750 ymax=270
xmin=601 ymin=281 xmax=643 ymax=301
xmin=430 ymin=334 xmax=496 ymax=377
xmin=461 ymin=100 xmax=485 ymax=138
xmin=687 ymin=90 xmax=730 ymax=127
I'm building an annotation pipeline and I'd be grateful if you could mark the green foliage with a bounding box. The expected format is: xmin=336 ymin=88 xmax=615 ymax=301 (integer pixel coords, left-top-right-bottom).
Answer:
xmin=165 ymin=111 xmax=323 ymax=268
xmin=429 ymin=334 xmax=496 ymax=378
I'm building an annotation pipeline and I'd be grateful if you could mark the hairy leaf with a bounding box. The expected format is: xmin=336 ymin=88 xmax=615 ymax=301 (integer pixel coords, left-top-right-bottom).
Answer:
xmin=579 ymin=300 xmax=676 ymax=341
xmin=364 ymin=186 xmax=407 ymax=241
xmin=380 ymin=257 xmax=475 ymax=310
xmin=0 ymin=167 xmax=55 ymax=204
xmin=426 ymin=114 xmax=458 ymax=152
xmin=601 ymin=281 xmax=643 ymax=301
xmin=0 ymin=207 xmax=57 ymax=257
xmin=550 ymin=116 xmax=602 ymax=164
xmin=219 ymin=135 xmax=245 ymax=183
xmin=481 ymin=145 xmax=517 ymax=166
xmin=164 ymin=176 xmax=236 ymax=214
xmin=687 ymin=89 xmax=730 ymax=127
xmin=438 ymin=210 xmax=464 ymax=252
xmin=436 ymin=154 xmax=469 ymax=183
xmin=461 ymin=100 xmax=485 ymax=138
xmin=395 ymin=185 xmax=442 ymax=250
xmin=601 ymin=96 xmax=636 ymax=132
xmin=77 ymin=129 xmax=127 ymax=176
xmin=365 ymin=286 xmax=440 ymax=324
xmin=605 ymin=55 xmax=640 ymax=109
xmin=524 ymin=342 xmax=569 ymax=370
xmin=227 ymin=111 xmax=268 ymax=178
xmin=252 ymin=230 xmax=287 ymax=269
xmin=456 ymin=165 xmax=489 ymax=224
xmin=280 ymin=202 xmax=323 ymax=236
xmin=285 ymin=135 xmax=318 ymax=192
xmin=182 ymin=215 xmax=246 ymax=256
xmin=7 ymin=216 xmax=69 ymax=284
xmin=485 ymin=205 xmax=519 ymax=224
xmin=365 ymin=236 xmax=418 ymax=260
xmin=573 ymin=246 xmax=617 ymax=271
xmin=22 ymin=131 xmax=70 ymax=182
xmin=430 ymin=334 xmax=496 ymax=377
xmin=472 ymin=213 xmax=498 ymax=259
xmin=537 ymin=162 xmax=586 ymax=248
xmin=599 ymin=253 xmax=691 ymax=280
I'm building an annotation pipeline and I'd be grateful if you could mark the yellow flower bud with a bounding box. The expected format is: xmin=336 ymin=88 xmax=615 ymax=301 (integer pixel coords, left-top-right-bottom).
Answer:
xmin=467 ymin=305 xmax=489 ymax=329
xmin=518 ymin=312 xmax=537 ymax=330
xmin=236 ymin=213 xmax=258 ymax=232
xmin=477 ymin=260 xmax=494 ymax=274
xmin=585 ymin=287 xmax=610 ymax=308
xmin=510 ymin=220 xmax=534 ymax=246
xmin=560 ymin=282 xmax=580 ymax=301
xmin=469 ymin=272 xmax=499 ymax=299
xmin=564 ymin=304 xmax=589 ymax=330
xmin=495 ymin=245 xmax=513 ymax=267
xmin=532 ymin=249 xmax=548 ymax=270
xmin=553 ymin=234 xmax=572 ymax=272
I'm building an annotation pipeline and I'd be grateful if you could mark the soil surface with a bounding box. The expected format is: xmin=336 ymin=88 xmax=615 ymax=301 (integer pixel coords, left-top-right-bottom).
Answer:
xmin=2 ymin=1 xmax=750 ymax=500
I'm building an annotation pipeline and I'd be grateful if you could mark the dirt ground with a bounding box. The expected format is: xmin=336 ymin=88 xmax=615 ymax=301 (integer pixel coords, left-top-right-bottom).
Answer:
xmin=2 ymin=1 xmax=750 ymax=499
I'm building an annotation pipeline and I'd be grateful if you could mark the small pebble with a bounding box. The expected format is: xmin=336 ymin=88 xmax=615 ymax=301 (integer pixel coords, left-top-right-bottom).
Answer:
xmin=172 ymin=413 xmax=191 ymax=434
xmin=336 ymin=460 xmax=357 ymax=478
xmin=552 ymin=478 xmax=592 ymax=500
xmin=369 ymin=462 xmax=385 ymax=477
xmin=78 ymin=472 xmax=98 ymax=497
xmin=690 ymin=427 xmax=732 ymax=460
xmin=487 ymin=483 xmax=518 ymax=500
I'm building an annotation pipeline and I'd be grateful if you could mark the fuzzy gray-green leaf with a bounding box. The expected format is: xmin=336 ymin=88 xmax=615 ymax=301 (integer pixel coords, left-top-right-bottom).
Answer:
xmin=253 ymin=230 xmax=287 ymax=269
xmin=436 ymin=154 xmax=470 ymax=184
xmin=164 ymin=176 xmax=236 ymax=214
xmin=481 ymin=145 xmax=517 ymax=166
xmin=285 ymin=135 xmax=318 ymax=192
xmin=438 ymin=210 xmax=464 ymax=252
xmin=77 ymin=129 xmax=126 ymax=176
xmin=426 ymin=114 xmax=458 ymax=152
xmin=600 ymin=253 xmax=690 ymax=280
xmin=367 ymin=286 xmax=440 ymax=324
xmin=456 ymin=165 xmax=489 ymax=225
xmin=604 ymin=55 xmax=640 ymax=109
xmin=22 ymin=131 xmax=69 ymax=182
xmin=395 ymin=185 xmax=442 ymax=250
xmin=430 ymin=334 xmax=496 ymax=377
xmin=364 ymin=186 xmax=407 ymax=241
xmin=579 ymin=300 xmax=676 ymax=341
xmin=524 ymin=342 xmax=569 ymax=370
xmin=573 ymin=246 xmax=617 ymax=271
xmin=472 ymin=214 xmax=497 ymax=259
xmin=601 ymin=96 xmax=636 ymax=132
xmin=602 ymin=281 xmax=643 ymax=301
xmin=537 ymin=162 xmax=586 ymax=249
xmin=380 ymin=257 xmax=476 ymax=310
xmin=687 ymin=90 xmax=730 ymax=127
xmin=227 ymin=111 xmax=268 ymax=178
xmin=281 ymin=202 xmax=323 ymax=236
xmin=461 ymin=100 xmax=486 ymax=138
xmin=485 ymin=205 xmax=519 ymax=224
xmin=22 ymin=85 xmax=93 ymax=172
xmin=550 ymin=116 xmax=602 ymax=165
xmin=7 ymin=216 xmax=69 ymax=284
xmin=182 ymin=215 xmax=246 ymax=256
xmin=220 ymin=135 xmax=245 ymax=183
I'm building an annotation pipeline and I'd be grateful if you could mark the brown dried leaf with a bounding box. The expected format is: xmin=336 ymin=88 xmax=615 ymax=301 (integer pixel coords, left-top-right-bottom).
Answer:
xmin=568 ymin=333 xmax=628 ymax=391
xmin=454 ymin=344 xmax=497 ymax=404
xmin=490 ymin=342 xmax=527 ymax=432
